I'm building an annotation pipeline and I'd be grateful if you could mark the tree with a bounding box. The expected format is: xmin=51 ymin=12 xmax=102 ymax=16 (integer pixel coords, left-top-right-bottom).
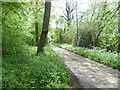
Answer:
xmin=63 ymin=1 xmax=76 ymax=31
xmin=72 ymin=2 xmax=79 ymax=46
xmin=37 ymin=1 xmax=51 ymax=53
xmin=118 ymin=1 xmax=120 ymax=53
xmin=2 ymin=2 xmax=33 ymax=55
xmin=34 ymin=2 xmax=40 ymax=46
xmin=31 ymin=2 xmax=44 ymax=45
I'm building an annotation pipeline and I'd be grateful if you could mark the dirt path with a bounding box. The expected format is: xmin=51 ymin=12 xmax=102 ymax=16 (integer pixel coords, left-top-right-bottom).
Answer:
xmin=51 ymin=45 xmax=120 ymax=89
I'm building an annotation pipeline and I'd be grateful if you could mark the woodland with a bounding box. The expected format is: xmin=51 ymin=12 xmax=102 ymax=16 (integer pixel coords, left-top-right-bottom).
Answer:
xmin=1 ymin=0 xmax=120 ymax=88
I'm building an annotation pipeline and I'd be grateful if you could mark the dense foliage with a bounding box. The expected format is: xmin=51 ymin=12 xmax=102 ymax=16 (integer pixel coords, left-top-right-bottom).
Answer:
xmin=1 ymin=0 xmax=120 ymax=88
xmin=2 ymin=2 xmax=44 ymax=55
xmin=50 ymin=0 xmax=119 ymax=52
xmin=55 ymin=44 xmax=120 ymax=69
xmin=2 ymin=2 xmax=70 ymax=88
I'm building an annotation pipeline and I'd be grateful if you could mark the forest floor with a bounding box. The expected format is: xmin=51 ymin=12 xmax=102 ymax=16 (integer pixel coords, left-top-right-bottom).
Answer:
xmin=51 ymin=44 xmax=120 ymax=89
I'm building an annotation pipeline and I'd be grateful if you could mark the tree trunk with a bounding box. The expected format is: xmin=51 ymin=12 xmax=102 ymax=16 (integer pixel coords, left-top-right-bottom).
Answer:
xmin=73 ymin=2 xmax=78 ymax=46
xmin=37 ymin=1 xmax=51 ymax=53
xmin=35 ymin=22 xmax=39 ymax=45
xmin=92 ymin=33 xmax=95 ymax=47
xmin=118 ymin=1 xmax=120 ymax=53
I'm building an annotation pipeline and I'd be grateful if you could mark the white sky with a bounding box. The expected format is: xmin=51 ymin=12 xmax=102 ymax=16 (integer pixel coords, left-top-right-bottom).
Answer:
xmin=51 ymin=0 xmax=90 ymax=28
xmin=51 ymin=0 xmax=90 ymax=16
xmin=51 ymin=0 xmax=119 ymax=16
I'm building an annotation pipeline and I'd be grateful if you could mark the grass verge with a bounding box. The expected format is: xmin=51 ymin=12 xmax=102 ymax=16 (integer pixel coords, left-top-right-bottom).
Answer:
xmin=54 ymin=43 xmax=120 ymax=69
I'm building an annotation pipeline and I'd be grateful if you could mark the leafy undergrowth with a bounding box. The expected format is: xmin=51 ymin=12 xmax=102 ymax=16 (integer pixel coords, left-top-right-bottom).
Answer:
xmin=54 ymin=43 xmax=120 ymax=69
xmin=2 ymin=45 xmax=70 ymax=88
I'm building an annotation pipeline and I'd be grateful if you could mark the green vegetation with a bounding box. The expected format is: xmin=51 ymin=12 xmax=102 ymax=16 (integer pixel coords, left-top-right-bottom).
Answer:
xmin=50 ymin=0 xmax=119 ymax=52
xmin=54 ymin=44 xmax=120 ymax=69
xmin=1 ymin=0 xmax=120 ymax=88
xmin=2 ymin=2 xmax=70 ymax=88
xmin=2 ymin=45 xmax=70 ymax=88
xmin=50 ymin=0 xmax=120 ymax=70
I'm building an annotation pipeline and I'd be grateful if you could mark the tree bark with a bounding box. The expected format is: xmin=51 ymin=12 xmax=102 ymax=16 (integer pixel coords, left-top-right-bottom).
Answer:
xmin=73 ymin=2 xmax=78 ymax=46
xmin=37 ymin=1 xmax=51 ymax=53
xmin=35 ymin=22 xmax=39 ymax=45
xmin=118 ymin=1 xmax=120 ymax=53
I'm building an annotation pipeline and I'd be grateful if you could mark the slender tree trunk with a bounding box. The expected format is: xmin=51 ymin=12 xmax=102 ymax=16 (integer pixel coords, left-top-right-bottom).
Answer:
xmin=92 ymin=33 xmax=95 ymax=47
xmin=34 ymin=2 xmax=39 ymax=46
xmin=35 ymin=22 xmax=39 ymax=45
xmin=37 ymin=1 xmax=51 ymax=53
xmin=76 ymin=2 xmax=79 ymax=46
xmin=59 ymin=34 xmax=62 ymax=43
xmin=118 ymin=1 xmax=120 ymax=53
xmin=73 ymin=2 xmax=78 ymax=46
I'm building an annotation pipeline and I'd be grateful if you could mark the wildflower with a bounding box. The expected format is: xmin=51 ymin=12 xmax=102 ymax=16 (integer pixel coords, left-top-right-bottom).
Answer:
xmin=94 ymin=50 xmax=99 ymax=53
